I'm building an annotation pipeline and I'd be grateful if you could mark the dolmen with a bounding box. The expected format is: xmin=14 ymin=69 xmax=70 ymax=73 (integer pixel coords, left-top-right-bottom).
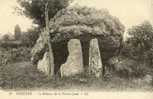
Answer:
xmin=31 ymin=7 xmax=124 ymax=78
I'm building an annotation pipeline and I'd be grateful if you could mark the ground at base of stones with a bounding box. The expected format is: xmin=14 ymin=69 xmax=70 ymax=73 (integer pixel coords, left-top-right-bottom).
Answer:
xmin=0 ymin=61 xmax=153 ymax=92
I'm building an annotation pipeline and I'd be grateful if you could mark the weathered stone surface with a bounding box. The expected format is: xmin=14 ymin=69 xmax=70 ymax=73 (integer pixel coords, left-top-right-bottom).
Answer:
xmin=31 ymin=33 xmax=46 ymax=64
xmin=89 ymin=39 xmax=102 ymax=78
xmin=50 ymin=7 xmax=124 ymax=43
xmin=31 ymin=29 xmax=50 ymax=64
xmin=60 ymin=39 xmax=83 ymax=77
xmin=37 ymin=52 xmax=54 ymax=76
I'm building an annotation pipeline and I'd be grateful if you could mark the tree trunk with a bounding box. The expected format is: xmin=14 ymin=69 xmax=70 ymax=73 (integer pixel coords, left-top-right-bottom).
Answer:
xmin=45 ymin=2 xmax=54 ymax=78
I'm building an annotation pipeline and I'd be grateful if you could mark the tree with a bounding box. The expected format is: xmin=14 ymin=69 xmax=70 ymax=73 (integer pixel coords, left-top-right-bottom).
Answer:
xmin=14 ymin=24 xmax=21 ymax=40
xmin=17 ymin=0 xmax=71 ymax=27
xmin=122 ymin=21 xmax=153 ymax=65
xmin=45 ymin=2 xmax=54 ymax=77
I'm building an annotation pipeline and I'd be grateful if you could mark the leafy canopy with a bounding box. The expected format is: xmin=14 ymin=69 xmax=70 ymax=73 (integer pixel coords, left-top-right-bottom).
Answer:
xmin=122 ymin=21 xmax=153 ymax=64
xmin=128 ymin=21 xmax=153 ymax=52
xmin=17 ymin=0 xmax=71 ymax=27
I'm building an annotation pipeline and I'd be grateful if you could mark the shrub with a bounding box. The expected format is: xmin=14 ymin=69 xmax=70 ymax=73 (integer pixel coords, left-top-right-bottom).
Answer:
xmin=0 ymin=63 xmax=47 ymax=89
xmin=108 ymin=56 xmax=150 ymax=78
xmin=122 ymin=21 xmax=153 ymax=66
xmin=0 ymin=47 xmax=31 ymax=65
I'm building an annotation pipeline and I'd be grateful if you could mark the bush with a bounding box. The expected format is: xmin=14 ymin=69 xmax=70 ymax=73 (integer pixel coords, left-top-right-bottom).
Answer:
xmin=108 ymin=56 xmax=150 ymax=78
xmin=10 ymin=47 xmax=31 ymax=62
xmin=122 ymin=21 xmax=153 ymax=65
xmin=0 ymin=63 xmax=47 ymax=89
xmin=20 ymin=28 xmax=40 ymax=47
xmin=0 ymin=47 xmax=31 ymax=65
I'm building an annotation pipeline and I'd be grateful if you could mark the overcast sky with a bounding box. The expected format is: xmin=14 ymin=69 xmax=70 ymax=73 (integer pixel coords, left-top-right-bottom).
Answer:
xmin=0 ymin=0 xmax=152 ymax=35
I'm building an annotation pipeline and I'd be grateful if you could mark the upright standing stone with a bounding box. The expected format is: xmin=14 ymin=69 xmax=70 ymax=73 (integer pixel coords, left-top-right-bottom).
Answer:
xmin=60 ymin=39 xmax=83 ymax=77
xmin=89 ymin=39 xmax=103 ymax=78
xmin=37 ymin=52 xmax=54 ymax=76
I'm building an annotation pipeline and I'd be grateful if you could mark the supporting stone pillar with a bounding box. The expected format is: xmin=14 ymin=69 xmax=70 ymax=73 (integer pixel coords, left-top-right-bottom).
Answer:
xmin=37 ymin=52 xmax=54 ymax=76
xmin=89 ymin=38 xmax=103 ymax=78
xmin=60 ymin=39 xmax=84 ymax=77
xmin=98 ymin=38 xmax=105 ymax=78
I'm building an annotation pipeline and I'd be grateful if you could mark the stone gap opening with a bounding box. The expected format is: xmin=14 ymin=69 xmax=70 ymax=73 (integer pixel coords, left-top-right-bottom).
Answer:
xmin=79 ymin=35 xmax=94 ymax=72
xmin=51 ymin=40 xmax=69 ymax=75
xmin=80 ymin=40 xmax=90 ymax=71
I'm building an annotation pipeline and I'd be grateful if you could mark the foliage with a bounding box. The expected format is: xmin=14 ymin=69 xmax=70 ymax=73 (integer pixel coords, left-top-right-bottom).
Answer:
xmin=20 ymin=27 xmax=40 ymax=47
xmin=122 ymin=21 xmax=153 ymax=65
xmin=17 ymin=0 xmax=71 ymax=27
xmin=14 ymin=24 xmax=21 ymax=40
xmin=108 ymin=56 xmax=150 ymax=78
xmin=0 ymin=47 xmax=31 ymax=66
xmin=0 ymin=63 xmax=48 ymax=89
xmin=113 ymin=21 xmax=153 ymax=78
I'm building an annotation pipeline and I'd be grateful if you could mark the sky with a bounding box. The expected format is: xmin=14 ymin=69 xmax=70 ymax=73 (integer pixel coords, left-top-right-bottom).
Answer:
xmin=0 ymin=0 xmax=33 ymax=36
xmin=0 ymin=0 xmax=152 ymax=36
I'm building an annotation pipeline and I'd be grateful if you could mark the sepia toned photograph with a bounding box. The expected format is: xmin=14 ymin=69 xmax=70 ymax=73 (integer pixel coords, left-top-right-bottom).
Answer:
xmin=0 ymin=0 xmax=153 ymax=96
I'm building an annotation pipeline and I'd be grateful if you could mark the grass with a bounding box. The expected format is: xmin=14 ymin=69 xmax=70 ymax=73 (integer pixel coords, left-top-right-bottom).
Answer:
xmin=0 ymin=61 xmax=153 ymax=91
